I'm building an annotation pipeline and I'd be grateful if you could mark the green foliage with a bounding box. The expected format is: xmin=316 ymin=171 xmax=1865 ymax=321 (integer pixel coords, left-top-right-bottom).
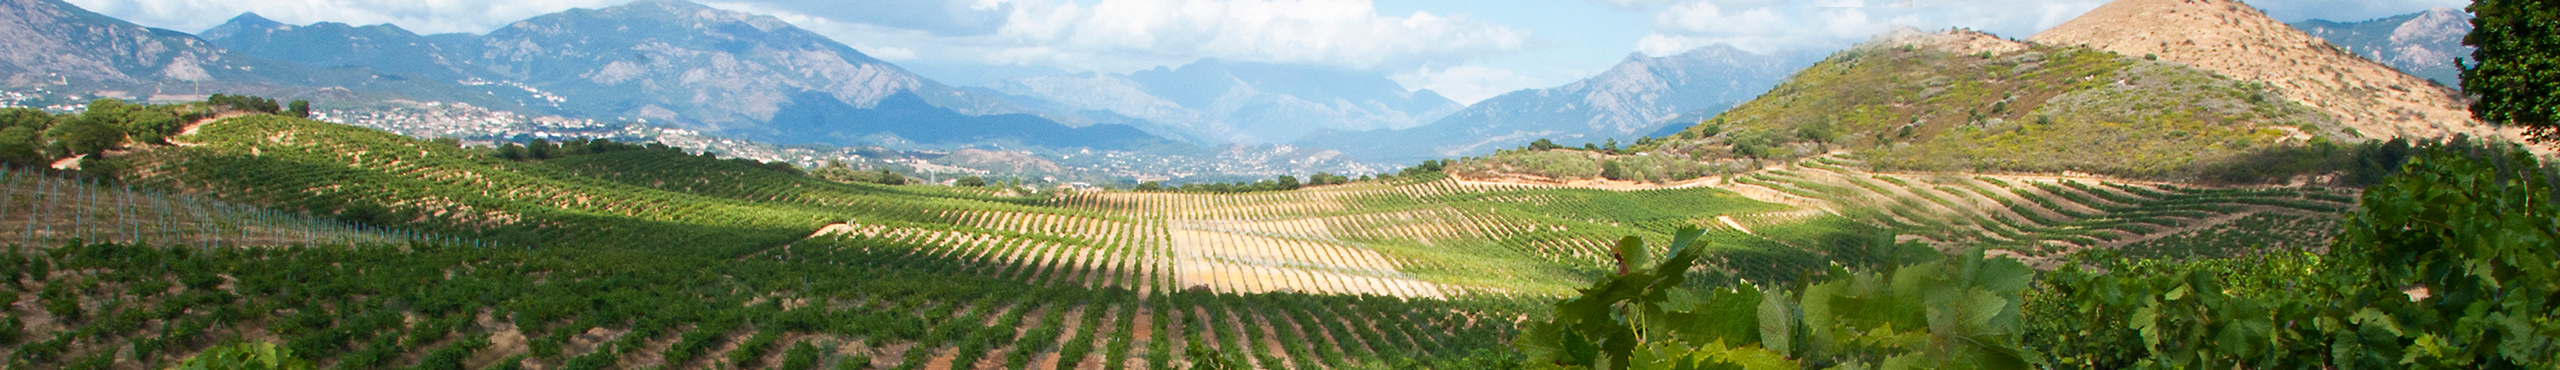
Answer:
xmin=1532 ymin=138 xmax=1567 ymax=151
xmin=1522 ymin=228 xmax=2039 ymax=370
xmin=813 ymin=160 xmax=911 ymax=185
xmin=50 ymin=101 xmax=126 ymax=156
xmin=172 ymin=342 xmax=314 ymax=370
xmin=2324 ymin=142 xmax=2560 ymax=368
xmin=956 ymin=176 xmax=988 ymax=187
xmin=1727 ymin=129 xmax=1785 ymax=159
xmin=1453 ymin=150 xmax=1604 ymax=180
xmin=2026 ymin=250 xmax=2331 ymax=369
xmin=2461 ymin=0 xmax=2560 ymax=141
xmin=206 ymin=94 xmax=281 ymax=114
xmin=1163 ymin=173 xmax=1321 ymax=193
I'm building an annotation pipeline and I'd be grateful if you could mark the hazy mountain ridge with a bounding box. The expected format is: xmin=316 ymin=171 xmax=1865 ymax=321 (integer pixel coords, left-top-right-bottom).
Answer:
xmin=196 ymin=13 xmax=480 ymax=82
xmin=0 ymin=0 xmax=533 ymax=108
xmin=984 ymin=59 xmax=1463 ymax=145
xmin=194 ymin=0 xmax=1164 ymax=150
xmin=2291 ymin=7 xmax=2472 ymax=88
xmin=0 ymin=0 xmax=240 ymax=84
xmin=1303 ymin=45 xmax=1818 ymax=162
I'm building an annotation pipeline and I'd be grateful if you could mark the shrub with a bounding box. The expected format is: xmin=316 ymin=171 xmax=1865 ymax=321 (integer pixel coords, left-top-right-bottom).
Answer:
xmin=170 ymin=342 xmax=314 ymax=370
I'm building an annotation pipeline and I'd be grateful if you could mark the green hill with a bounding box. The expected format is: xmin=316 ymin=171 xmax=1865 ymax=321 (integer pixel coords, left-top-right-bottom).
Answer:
xmin=1654 ymin=30 xmax=2347 ymax=181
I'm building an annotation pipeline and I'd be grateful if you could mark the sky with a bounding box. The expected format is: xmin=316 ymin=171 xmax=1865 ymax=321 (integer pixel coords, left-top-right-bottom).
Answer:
xmin=69 ymin=0 xmax=2471 ymax=105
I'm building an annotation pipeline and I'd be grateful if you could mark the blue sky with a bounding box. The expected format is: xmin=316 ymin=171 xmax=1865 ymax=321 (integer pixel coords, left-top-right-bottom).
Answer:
xmin=71 ymin=0 xmax=2469 ymax=104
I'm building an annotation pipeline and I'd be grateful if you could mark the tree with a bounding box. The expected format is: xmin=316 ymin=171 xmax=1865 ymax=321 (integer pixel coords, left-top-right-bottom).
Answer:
xmin=288 ymin=100 xmax=311 ymax=118
xmin=0 ymin=108 xmax=52 ymax=165
xmin=1730 ymin=129 xmax=1782 ymax=159
xmin=1275 ymin=175 xmax=1301 ymax=190
xmin=1531 ymin=138 xmax=1563 ymax=151
xmin=123 ymin=108 xmax=179 ymax=144
xmin=871 ymin=169 xmax=907 ymax=185
xmin=497 ymin=143 xmax=528 ymax=161
xmin=956 ymin=176 xmax=988 ymax=187
xmin=49 ymin=101 xmax=126 ymax=156
xmin=2461 ymin=0 xmax=2560 ymax=142
xmin=1135 ymin=181 xmax=1163 ymax=191
xmin=527 ymin=139 xmax=555 ymax=160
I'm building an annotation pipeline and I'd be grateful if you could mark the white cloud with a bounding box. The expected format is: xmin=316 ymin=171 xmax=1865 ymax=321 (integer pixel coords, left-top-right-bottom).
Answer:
xmin=1580 ymin=0 xmax=1686 ymax=11
xmin=64 ymin=0 xmax=628 ymax=34
xmin=1391 ymin=65 xmax=1539 ymax=105
xmin=1634 ymin=0 xmax=2105 ymax=56
xmin=709 ymin=0 xmax=1533 ymax=78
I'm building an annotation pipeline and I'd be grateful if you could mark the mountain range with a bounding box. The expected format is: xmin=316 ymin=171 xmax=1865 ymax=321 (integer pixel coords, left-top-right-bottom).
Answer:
xmin=981 ymin=59 xmax=1464 ymax=145
xmin=188 ymin=0 xmax=1189 ymax=150
xmin=0 ymin=0 xmax=526 ymax=106
xmin=2291 ymin=7 xmax=2472 ymax=88
xmin=1301 ymin=45 xmax=1820 ymax=163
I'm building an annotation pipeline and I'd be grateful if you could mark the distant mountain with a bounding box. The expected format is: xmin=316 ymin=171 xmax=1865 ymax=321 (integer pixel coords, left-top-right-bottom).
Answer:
xmin=769 ymin=91 xmax=1180 ymax=151
xmin=197 ymin=0 xmax=1159 ymax=150
xmin=983 ymin=59 xmax=1462 ymax=145
xmin=0 ymin=0 xmax=245 ymax=84
xmin=1302 ymin=45 xmax=1817 ymax=163
xmin=198 ymin=13 xmax=479 ymax=82
xmin=0 ymin=0 xmax=523 ymax=106
xmin=2031 ymin=0 xmax=2517 ymax=143
xmin=2291 ymin=8 xmax=2472 ymax=88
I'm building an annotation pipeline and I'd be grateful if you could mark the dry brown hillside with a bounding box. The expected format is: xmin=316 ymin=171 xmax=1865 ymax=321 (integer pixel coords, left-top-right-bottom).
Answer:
xmin=2031 ymin=0 xmax=2531 ymax=145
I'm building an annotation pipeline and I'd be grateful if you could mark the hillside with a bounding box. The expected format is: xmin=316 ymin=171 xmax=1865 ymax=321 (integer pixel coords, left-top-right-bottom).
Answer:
xmin=2291 ymin=8 xmax=2473 ymax=87
xmin=2030 ymin=0 xmax=2519 ymax=143
xmin=1634 ymin=29 xmax=2345 ymax=181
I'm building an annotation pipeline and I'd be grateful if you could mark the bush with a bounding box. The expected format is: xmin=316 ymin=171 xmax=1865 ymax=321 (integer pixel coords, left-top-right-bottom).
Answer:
xmin=170 ymin=342 xmax=314 ymax=370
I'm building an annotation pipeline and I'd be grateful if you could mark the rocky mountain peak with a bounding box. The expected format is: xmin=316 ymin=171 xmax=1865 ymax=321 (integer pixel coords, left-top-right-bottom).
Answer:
xmin=0 ymin=0 xmax=240 ymax=84
xmin=198 ymin=12 xmax=285 ymax=40
xmin=2386 ymin=8 xmax=2471 ymax=69
xmin=2031 ymin=0 xmax=2522 ymax=144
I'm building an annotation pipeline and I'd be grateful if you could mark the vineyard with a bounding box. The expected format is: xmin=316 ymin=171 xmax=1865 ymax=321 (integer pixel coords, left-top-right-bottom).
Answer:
xmin=0 ymin=167 xmax=461 ymax=248
xmin=0 ymin=111 xmax=2405 ymax=370
xmin=1723 ymin=155 xmax=2356 ymax=264
xmin=0 ymin=113 xmax=1892 ymax=370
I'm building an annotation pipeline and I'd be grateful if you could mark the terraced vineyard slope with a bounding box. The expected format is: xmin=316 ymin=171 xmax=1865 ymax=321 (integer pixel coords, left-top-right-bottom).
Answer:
xmin=1720 ymin=155 xmax=2353 ymax=265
